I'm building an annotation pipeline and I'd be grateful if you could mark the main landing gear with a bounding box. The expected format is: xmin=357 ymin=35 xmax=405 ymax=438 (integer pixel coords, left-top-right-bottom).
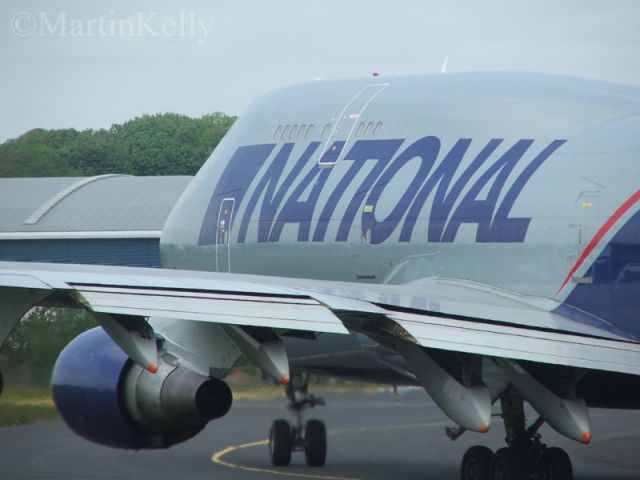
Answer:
xmin=269 ymin=373 xmax=327 ymax=467
xmin=460 ymin=391 xmax=573 ymax=480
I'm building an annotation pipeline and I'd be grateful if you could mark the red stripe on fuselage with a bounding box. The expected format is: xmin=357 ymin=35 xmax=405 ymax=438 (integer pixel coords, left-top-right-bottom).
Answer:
xmin=558 ymin=189 xmax=640 ymax=294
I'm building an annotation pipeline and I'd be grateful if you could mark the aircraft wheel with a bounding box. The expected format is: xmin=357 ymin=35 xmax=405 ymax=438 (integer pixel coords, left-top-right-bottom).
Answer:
xmin=304 ymin=419 xmax=327 ymax=466
xmin=269 ymin=419 xmax=293 ymax=466
xmin=490 ymin=447 xmax=525 ymax=480
xmin=540 ymin=447 xmax=573 ymax=480
xmin=461 ymin=446 xmax=493 ymax=480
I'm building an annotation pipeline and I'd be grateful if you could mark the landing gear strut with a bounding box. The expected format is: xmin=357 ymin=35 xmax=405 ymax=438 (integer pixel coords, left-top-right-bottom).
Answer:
xmin=268 ymin=373 xmax=327 ymax=467
xmin=460 ymin=390 xmax=573 ymax=480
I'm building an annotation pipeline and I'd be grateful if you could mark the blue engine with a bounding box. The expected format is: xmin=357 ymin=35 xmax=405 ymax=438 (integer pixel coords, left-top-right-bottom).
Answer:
xmin=51 ymin=327 xmax=232 ymax=449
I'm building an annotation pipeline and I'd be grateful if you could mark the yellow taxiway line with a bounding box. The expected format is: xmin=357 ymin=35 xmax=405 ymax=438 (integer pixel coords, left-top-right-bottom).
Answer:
xmin=211 ymin=421 xmax=445 ymax=480
xmin=212 ymin=439 xmax=355 ymax=480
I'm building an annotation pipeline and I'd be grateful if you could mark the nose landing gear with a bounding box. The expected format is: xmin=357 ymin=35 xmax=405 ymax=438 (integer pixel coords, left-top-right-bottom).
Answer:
xmin=268 ymin=373 xmax=327 ymax=467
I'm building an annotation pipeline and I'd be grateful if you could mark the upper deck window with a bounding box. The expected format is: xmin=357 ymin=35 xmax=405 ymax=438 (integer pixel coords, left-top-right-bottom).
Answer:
xmin=321 ymin=123 xmax=332 ymax=139
xmin=364 ymin=121 xmax=375 ymax=136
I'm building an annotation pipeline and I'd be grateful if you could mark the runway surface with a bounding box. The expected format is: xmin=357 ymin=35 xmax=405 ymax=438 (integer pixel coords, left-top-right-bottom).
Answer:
xmin=1 ymin=389 xmax=639 ymax=479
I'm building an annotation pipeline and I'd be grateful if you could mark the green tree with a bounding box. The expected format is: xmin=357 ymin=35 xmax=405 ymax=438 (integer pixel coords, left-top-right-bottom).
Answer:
xmin=0 ymin=308 xmax=97 ymax=370
xmin=0 ymin=112 xmax=235 ymax=178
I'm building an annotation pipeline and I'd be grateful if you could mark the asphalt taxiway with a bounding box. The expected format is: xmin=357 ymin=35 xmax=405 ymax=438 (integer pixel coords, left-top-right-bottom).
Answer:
xmin=0 ymin=389 xmax=638 ymax=479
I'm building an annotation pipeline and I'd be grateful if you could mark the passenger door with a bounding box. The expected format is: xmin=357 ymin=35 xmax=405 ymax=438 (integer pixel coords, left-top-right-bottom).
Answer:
xmin=318 ymin=83 xmax=389 ymax=167
xmin=216 ymin=198 xmax=235 ymax=272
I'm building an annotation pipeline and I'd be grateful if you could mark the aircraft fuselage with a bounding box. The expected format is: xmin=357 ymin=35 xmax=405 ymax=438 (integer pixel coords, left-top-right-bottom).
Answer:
xmin=161 ymin=72 xmax=640 ymax=341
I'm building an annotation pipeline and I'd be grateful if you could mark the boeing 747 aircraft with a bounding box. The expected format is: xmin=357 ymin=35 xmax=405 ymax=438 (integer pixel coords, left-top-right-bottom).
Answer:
xmin=1 ymin=71 xmax=639 ymax=480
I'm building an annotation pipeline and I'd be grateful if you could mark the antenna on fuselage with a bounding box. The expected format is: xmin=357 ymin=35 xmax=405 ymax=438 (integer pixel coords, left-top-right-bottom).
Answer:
xmin=440 ymin=55 xmax=449 ymax=73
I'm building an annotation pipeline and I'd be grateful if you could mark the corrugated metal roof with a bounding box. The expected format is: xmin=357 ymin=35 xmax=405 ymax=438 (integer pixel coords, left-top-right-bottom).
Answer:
xmin=0 ymin=176 xmax=192 ymax=236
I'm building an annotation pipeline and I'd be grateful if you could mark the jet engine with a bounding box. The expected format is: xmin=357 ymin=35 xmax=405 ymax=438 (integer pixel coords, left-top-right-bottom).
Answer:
xmin=51 ymin=327 xmax=232 ymax=449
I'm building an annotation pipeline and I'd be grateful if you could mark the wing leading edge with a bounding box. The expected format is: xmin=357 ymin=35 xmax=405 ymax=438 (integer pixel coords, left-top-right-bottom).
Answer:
xmin=0 ymin=261 xmax=639 ymax=377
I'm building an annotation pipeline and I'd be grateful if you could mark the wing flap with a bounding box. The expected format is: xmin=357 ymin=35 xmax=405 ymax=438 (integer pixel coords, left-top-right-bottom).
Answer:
xmin=75 ymin=285 xmax=347 ymax=333
xmin=390 ymin=311 xmax=640 ymax=376
xmin=0 ymin=273 xmax=52 ymax=290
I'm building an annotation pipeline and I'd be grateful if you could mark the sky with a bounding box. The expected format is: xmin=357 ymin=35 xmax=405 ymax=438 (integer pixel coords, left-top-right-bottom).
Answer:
xmin=1 ymin=0 xmax=639 ymax=143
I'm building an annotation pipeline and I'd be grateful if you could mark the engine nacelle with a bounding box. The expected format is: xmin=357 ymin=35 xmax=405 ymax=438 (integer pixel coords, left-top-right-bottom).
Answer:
xmin=51 ymin=327 xmax=232 ymax=449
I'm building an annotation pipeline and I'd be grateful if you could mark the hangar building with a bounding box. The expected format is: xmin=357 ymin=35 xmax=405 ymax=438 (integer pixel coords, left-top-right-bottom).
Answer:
xmin=0 ymin=175 xmax=192 ymax=267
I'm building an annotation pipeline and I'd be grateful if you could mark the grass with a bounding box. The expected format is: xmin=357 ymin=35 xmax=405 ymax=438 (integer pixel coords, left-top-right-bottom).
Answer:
xmin=231 ymin=381 xmax=380 ymax=401
xmin=227 ymin=369 xmax=382 ymax=400
xmin=0 ymin=384 xmax=57 ymax=426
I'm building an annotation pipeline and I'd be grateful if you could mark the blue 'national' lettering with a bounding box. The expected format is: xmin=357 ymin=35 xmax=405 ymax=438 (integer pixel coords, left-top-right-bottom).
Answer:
xmin=198 ymin=136 xmax=566 ymax=246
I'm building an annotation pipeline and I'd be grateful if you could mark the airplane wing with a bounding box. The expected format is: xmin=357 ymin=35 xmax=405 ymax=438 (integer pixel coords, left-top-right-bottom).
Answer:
xmin=1 ymin=260 xmax=639 ymax=378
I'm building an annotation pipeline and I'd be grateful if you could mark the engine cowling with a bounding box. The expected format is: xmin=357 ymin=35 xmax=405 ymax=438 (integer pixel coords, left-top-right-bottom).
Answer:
xmin=51 ymin=327 xmax=232 ymax=449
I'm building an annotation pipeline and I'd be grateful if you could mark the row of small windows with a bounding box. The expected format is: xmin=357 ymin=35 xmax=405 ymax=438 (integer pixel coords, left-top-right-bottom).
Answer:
xmin=355 ymin=121 xmax=383 ymax=137
xmin=274 ymin=121 xmax=383 ymax=141
xmin=274 ymin=123 xmax=315 ymax=140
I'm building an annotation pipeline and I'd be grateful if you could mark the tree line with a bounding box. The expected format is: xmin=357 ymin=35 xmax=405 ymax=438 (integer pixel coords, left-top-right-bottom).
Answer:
xmin=0 ymin=309 xmax=97 ymax=384
xmin=0 ymin=112 xmax=235 ymax=177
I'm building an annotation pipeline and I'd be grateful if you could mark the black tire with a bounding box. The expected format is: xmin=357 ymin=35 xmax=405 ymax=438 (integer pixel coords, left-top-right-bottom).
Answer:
xmin=304 ymin=419 xmax=327 ymax=467
xmin=461 ymin=446 xmax=493 ymax=480
xmin=269 ymin=419 xmax=293 ymax=466
xmin=540 ymin=447 xmax=573 ymax=480
xmin=490 ymin=447 xmax=525 ymax=480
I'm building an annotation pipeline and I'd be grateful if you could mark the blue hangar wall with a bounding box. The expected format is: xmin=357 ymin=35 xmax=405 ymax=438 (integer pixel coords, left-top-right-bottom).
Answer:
xmin=0 ymin=175 xmax=193 ymax=268
xmin=0 ymin=238 xmax=161 ymax=267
